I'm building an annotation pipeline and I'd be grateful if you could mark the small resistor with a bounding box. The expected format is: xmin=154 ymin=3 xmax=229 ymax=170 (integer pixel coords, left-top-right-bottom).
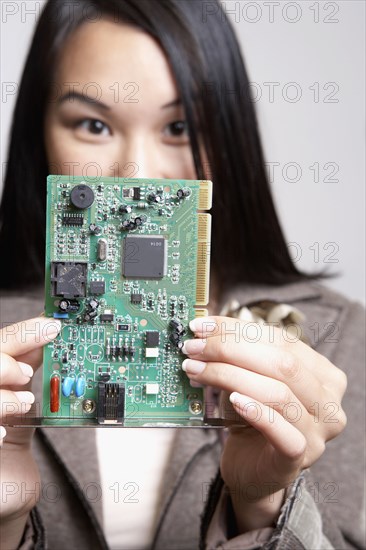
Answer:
xmin=105 ymin=337 xmax=111 ymax=358
xmin=116 ymin=338 xmax=122 ymax=358
xmin=50 ymin=374 xmax=60 ymax=413
xmin=137 ymin=202 xmax=148 ymax=209
xmin=111 ymin=338 xmax=116 ymax=360
xmin=123 ymin=343 xmax=129 ymax=358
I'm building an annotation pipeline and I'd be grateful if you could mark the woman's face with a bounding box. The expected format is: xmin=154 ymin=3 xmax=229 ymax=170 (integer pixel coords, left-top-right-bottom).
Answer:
xmin=44 ymin=19 xmax=196 ymax=180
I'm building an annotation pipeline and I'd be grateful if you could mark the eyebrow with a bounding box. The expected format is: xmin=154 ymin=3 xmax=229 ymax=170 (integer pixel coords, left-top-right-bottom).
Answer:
xmin=161 ymin=98 xmax=181 ymax=109
xmin=57 ymin=92 xmax=111 ymax=110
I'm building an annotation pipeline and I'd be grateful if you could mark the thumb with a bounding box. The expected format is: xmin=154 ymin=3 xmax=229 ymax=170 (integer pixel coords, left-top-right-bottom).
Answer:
xmin=1 ymin=317 xmax=61 ymax=373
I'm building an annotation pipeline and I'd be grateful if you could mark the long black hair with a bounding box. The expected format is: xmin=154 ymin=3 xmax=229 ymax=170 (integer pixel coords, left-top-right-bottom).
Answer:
xmin=0 ymin=0 xmax=326 ymax=291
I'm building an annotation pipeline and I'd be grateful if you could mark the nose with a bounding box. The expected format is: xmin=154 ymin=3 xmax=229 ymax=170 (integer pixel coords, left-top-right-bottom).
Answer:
xmin=114 ymin=136 xmax=163 ymax=180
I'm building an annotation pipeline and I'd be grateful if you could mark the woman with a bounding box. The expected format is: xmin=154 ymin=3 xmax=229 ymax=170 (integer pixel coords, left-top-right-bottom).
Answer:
xmin=0 ymin=1 xmax=364 ymax=549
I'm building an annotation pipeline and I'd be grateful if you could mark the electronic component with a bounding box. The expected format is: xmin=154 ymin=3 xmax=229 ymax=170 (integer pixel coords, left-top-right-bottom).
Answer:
xmin=51 ymin=262 xmax=87 ymax=299
xmin=58 ymin=299 xmax=80 ymax=313
xmin=133 ymin=187 xmax=141 ymax=200
xmin=42 ymin=176 xmax=212 ymax=427
xmin=89 ymin=280 xmax=105 ymax=295
xmin=146 ymin=383 xmax=159 ymax=394
xmin=131 ymin=293 xmax=142 ymax=304
xmin=70 ymin=184 xmax=95 ymax=209
xmin=146 ymin=331 xmax=159 ymax=347
xmin=117 ymin=324 xmax=130 ymax=331
xmin=97 ymin=382 xmax=125 ymax=424
xmin=123 ymin=235 xmax=166 ymax=279
xmin=62 ymin=213 xmax=83 ymax=226
xmin=97 ymin=239 xmax=108 ymax=261
xmin=50 ymin=375 xmax=60 ymax=412
xmin=100 ymin=312 xmax=114 ymax=322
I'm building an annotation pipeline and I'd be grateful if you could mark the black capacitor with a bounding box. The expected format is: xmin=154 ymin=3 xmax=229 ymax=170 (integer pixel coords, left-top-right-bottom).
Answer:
xmin=58 ymin=299 xmax=80 ymax=313
xmin=169 ymin=318 xmax=185 ymax=334
xmin=88 ymin=299 xmax=99 ymax=310
xmin=177 ymin=188 xmax=190 ymax=199
xmin=147 ymin=192 xmax=161 ymax=204
xmin=84 ymin=310 xmax=98 ymax=321
xmin=70 ymin=184 xmax=95 ymax=209
xmin=134 ymin=217 xmax=143 ymax=227
xmin=122 ymin=344 xmax=129 ymax=357
xmin=89 ymin=224 xmax=102 ymax=235
xmin=119 ymin=204 xmax=132 ymax=214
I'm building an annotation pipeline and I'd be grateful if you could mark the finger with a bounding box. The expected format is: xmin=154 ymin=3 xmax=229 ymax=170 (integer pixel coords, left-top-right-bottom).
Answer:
xmin=229 ymin=392 xmax=306 ymax=475
xmin=1 ymin=317 xmax=61 ymax=357
xmin=0 ymin=425 xmax=6 ymax=446
xmin=0 ymin=353 xmax=33 ymax=386
xmin=189 ymin=315 xmax=326 ymax=378
xmin=0 ymin=389 xmax=35 ymax=420
xmin=182 ymin=358 xmax=310 ymax=426
xmin=182 ymin=336 xmax=324 ymax=410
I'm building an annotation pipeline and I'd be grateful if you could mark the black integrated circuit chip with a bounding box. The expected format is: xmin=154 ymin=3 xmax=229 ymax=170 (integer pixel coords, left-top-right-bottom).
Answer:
xmin=100 ymin=313 xmax=114 ymax=322
xmin=146 ymin=331 xmax=160 ymax=347
xmin=131 ymin=293 xmax=142 ymax=304
xmin=51 ymin=262 xmax=87 ymax=298
xmin=90 ymin=280 xmax=106 ymax=295
xmin=62 ymin=213 xmax=84 ymax=226
xmin=123 ymin=235 xmax=166 ymax=279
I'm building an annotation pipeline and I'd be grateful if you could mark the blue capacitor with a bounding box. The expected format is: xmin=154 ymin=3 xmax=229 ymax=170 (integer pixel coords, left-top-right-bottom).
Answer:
xmin=62 ymin=376 xmax=74 ymax=397
xmin=75 ymin=376 xmax=86 ymax=398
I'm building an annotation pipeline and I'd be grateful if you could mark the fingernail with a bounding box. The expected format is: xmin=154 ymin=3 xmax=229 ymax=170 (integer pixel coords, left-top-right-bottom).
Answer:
xmin=18 ymin=362 xmax=34 ymax=378
xmin=0 ymin=426 xmax=6 ymax=440
xmin=15 ymin=391 xmax=35 ymax=405
xmin=182 ymin=359 xmax=207 ymax=374
xmin=189 ymin=317 xmax=217 ymax=333
xmin=41 ymin=319 xmax=62 ymax=340
xmin=229 ymin=392 xmax=252 ymax=407
xmin=182 ymin=339 xmax=206 ymax=355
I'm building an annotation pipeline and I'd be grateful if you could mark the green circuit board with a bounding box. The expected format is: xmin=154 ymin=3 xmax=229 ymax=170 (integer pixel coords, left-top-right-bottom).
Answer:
xmin=43 ymin=175 xmax=212 ymax=426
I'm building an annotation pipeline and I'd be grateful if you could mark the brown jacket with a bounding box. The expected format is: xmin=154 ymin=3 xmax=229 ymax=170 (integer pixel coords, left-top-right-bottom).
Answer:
xmin=1 ymin=280 xmax=365 ymax=549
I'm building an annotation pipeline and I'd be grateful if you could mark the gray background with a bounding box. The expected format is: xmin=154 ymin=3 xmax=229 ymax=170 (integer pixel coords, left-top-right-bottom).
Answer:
xmin=1 ymin=0 xmax=365 ymax=304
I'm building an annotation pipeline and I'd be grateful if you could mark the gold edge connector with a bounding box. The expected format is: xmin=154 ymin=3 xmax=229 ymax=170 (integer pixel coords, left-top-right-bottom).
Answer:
xmin=195 ymin=213 xmax=212 ymax=306
xmin=198 ymin=180 xmax=213 ymax=211
xmin=194 ymin=308 xmax=209 ymax=318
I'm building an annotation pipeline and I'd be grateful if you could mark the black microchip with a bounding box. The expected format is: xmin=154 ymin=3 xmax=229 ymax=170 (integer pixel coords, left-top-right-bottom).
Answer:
xmin=131 ymin=293 xmax=142 ymax=304
xmin=62 ymin=213 xmax=83 ymax=226
xmin=90 ymin=280 xmax=105 ymax=295
xmin=133 ymin=187 xmax=141 ymax=200
xmin=100 ymin=313 xmax=114 ymax=322
xmin=123 ymin=235 xmax=166 ymax=279
xmin=51 ymin=262 xmax=87 ymax=298
xmin=146 ymin=331 xmax=159 ymax=347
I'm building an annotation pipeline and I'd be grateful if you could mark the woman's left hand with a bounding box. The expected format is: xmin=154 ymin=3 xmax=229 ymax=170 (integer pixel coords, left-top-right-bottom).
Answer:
xmin=182 ymin=316 xmax=348 ymax=532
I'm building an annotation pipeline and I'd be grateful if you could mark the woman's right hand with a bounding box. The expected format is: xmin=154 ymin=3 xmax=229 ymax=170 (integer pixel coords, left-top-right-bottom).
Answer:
xmin=0 ymin=316 xmax=61 ymax=549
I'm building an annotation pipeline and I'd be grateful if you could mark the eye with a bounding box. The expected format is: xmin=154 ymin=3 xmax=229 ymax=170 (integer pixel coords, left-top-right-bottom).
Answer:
xmin=163 ymin=120 xmax=189 ymax=143
xmin=76 ymin=118 xmax=111 ymax=136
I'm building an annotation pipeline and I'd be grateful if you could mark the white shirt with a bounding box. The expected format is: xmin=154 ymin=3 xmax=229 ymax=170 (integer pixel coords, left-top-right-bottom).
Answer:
xmin=96 ymin=428 xmax=176 ymax=549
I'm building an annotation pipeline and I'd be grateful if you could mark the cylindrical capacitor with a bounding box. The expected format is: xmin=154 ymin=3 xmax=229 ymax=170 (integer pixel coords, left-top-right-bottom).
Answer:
xmin=50 ymin=374 xmax=60 ymax=413
xmin=62 ymin=376 xmax=74 ymax=397
xmin=75 ymin=376 xmax=86 ymax=398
